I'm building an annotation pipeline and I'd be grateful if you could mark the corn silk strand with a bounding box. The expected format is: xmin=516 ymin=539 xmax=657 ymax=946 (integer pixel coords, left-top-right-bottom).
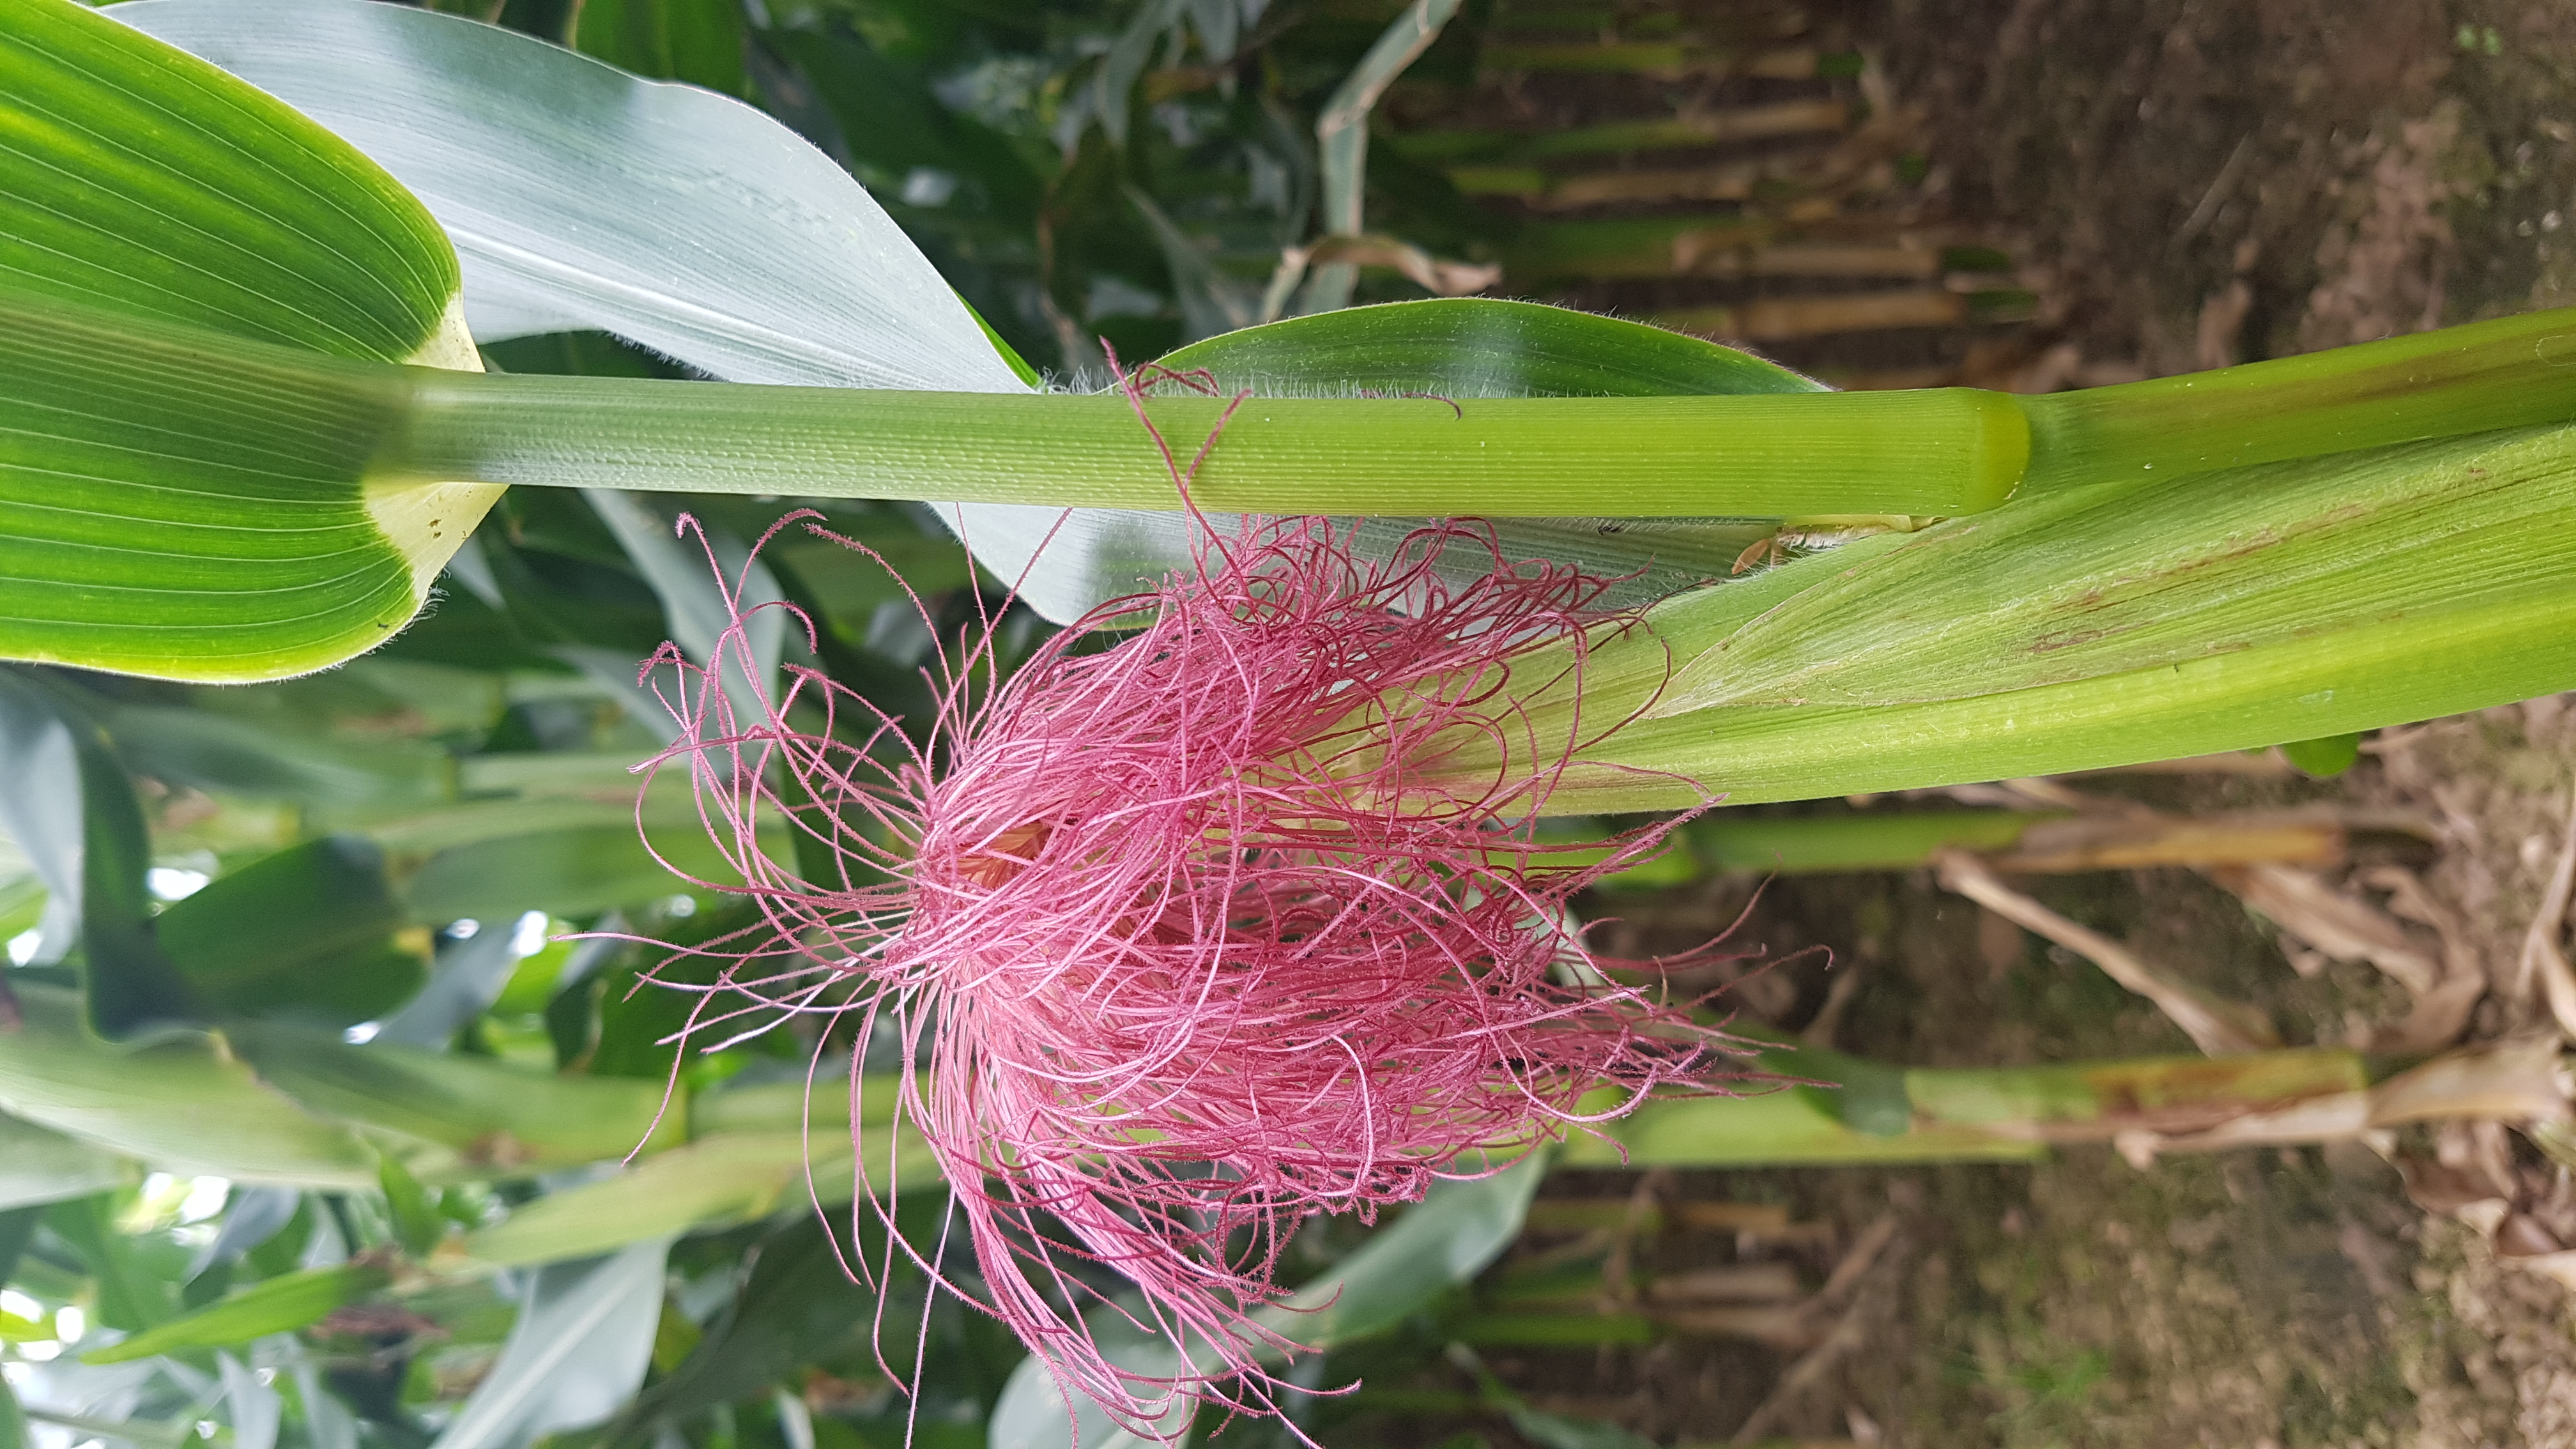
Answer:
xmin=622 ymin=361 xmax=1761 ymax=1438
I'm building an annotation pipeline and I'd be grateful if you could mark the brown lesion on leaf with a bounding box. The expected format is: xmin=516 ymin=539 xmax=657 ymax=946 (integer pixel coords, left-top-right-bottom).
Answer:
xmin=464 ymin=1130 xmax=533 ymax=1170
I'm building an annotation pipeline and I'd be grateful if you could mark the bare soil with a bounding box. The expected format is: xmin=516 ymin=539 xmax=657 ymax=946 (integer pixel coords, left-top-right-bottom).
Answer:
xmin=1455 ymin=1 xmax=2576 ymax=1443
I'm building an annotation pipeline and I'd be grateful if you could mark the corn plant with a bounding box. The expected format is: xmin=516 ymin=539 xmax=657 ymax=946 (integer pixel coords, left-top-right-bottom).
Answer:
xmin=5 ymin=1 xmax=2576 ymax=1446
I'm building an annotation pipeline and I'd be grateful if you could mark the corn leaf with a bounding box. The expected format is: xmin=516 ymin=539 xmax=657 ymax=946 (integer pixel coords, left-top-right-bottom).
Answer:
xmin=1439 ymin=424 xmax=2576 ymax=811
xmin=220 ymin=1022 xmax=680 ymax=1183
xmin=988 ymin=1338 xmax=1192 ymax=1449
xmin=1154 ymin=296 xmax=1828 ymax=399
xmin=0 ymin=1207 xmax=43 ymax=1303
xmin=45 ymin=1195 xmax=176 ymax=1330
xmin=114 ymin=0 xmax=1019 ymax=391
xmin=612 ymin=1213 xmax=884 ymax=1440
xmin=460 ymin=1132 xmax=818 ymax=1268
xmin=5 ymin=0 xmax=454 ymax=359
xmin=373 ymin=916 xmax=519 ymax=1048
xmin=216 ymin=1354 xmax=282 ymax=1449
xmin=1255 ymin=1149 xmax=1547 ymax=1349
xmin=0 ymin=1112 xmax=130 ymax=1212
xmin=154 ymin=835 xmax=425 ymax=1028
xmin=103 ymin=705 xmax=452 ymax=811
xmin=0 ymin=671 xmax=203 ymax=1037
xmin=0 ymin=675 xmax=84 ymax=964
xmin=1 ymin=0 xmax=491 ymax=681
xmin=571 ymin=0 xmax=746 ymax=97
xmin=463 ymin=1076 xmax=946 ymax=1265
xmin=0 ymin=987 xmax=376 ymax=1186
xmin=989 ymin=1155 xmax=1544 ymax=1449
xmin=1663 ymin=425 xmax=2576 ymax=709
xmin=1553 ymin=1089 xmax=2046 ymax=1167
xmin=0 ymin=1367 xmax=23 ymax=1449
xmin=401 ymin=823 xmax=742 ymax=923
xmin=80 ymin=1264 xmax=390 ymax=1365
xmin=433 ymin=1239 xmax=671 ymax=1449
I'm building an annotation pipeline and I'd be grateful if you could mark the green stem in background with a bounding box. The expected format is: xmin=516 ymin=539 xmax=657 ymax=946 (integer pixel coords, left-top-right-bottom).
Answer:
xmin=1676 ymin=804 xmax=2425 ymax=877
xmin=1301 ymin=0 xmax=1466 ymax=314
xmin=1565 ymin=1036 xmax=2565 ymax=1169
xmin=4 ymin=979 xmax=2557 ymax=1269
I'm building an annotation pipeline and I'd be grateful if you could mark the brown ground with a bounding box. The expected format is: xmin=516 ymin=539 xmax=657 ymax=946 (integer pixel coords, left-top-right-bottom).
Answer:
xmin=1510 ymin=709 xmax=2576 ymax=1448
xmin=1423 ymin=1 xmax=2576 ymax=1443
xmin=1877 ymin=0 xmax=2576 ymax=378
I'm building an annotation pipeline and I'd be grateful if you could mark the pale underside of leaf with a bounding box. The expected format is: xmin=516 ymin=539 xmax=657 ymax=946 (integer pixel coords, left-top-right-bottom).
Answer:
xmin=431 ymin=1238 xmax=672 ymax=1449
xmin=110 ymin=0 xmax=1023 ymax=395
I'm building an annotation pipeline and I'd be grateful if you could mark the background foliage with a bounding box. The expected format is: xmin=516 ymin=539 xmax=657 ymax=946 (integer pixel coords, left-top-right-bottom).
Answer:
xmin=12 ymin=2 xmax=2576 ymax=1448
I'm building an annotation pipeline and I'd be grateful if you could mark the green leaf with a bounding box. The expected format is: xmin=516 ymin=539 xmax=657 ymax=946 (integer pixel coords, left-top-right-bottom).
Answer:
xmin=0 ymin=286 xmax=479 ymax=682
xmin=0 ymin=672 xmax=203 ymax=1037
xmin=988 ymin=1158 xmax=1542 ymax=1449
xmin=440 ymin=1239 xmax=671 ymax=1449
xmin=1503 ymin=1413 xmax=1653 ymax=1449
xmin=0 ymin=1355 xmax=24 ymax=1449
xmin=463 ymin=1082 xmax=942 ymax=1264
xmin=0 ymin=1112 xmax=130 ymax=1212
xmin=1765 ymin=1042 xmax=1914 ymax=1137
xmin=1154 ymin=298 xmax=1828 ymax=399
xmin=0 ymin=986 xmax=378 ymax=1188
xmin=1257 ymin=1151 xmax=1546 ymax=1350
xmin=47 ymin=1195 xmax=176 ymax=1331
xmin=3 ymin=0 xmax=458 ymax=360
xmin=1553 ymin=1089 xmax=2044 ymax=1167
xmin=458 ymin=1132 xmax=815 ymax=1267
xmin=155 ymin=836 xmax=427 ymax=1028
xmin=572 ymin=0 xmax=746 ymax=96
xmin=0 ymin=674 xmax=84 ymax=965
xmin=378 ymin=1154 xmax=445 ymax=1258
xmin=80 ymin=1264 xmax=391 ymax=1364
xmin=105 ymin=704 xmax=452 ymax=810
xmin=987 ymin=1335 xmax=1191 ymax=1449
xmin=1448 ymin=425 xmax=2576 ymax=812
xmin=1661 ymin=427 xmax=2576 ymax=711
xmin=402 ymin=823 xmax=740 ymax=923
xmin=121 ymin=0 xmax=1024 ymax=392
xmin=616 ymin=1213 xmax=882 ymax=1438
xmin=960 ymin=297 xmax=1046 ymax=389
xmin=2279 ymin=732 xmax=2363 ymax=778
xmin=0 ymin=1204 xmax=40 ymax=1284
xmin=220 ymin=1020 xmax=680 ymax=1183
xmin=765 ymin=28 xmax=1039 ymax=215
xmin=1 ymin=0 xmax=494 ymax=682
xmin=1688 ymin=808 xmax=2057 ymax=875
xmin=73 ymin=716 xmax=196 ymax=1036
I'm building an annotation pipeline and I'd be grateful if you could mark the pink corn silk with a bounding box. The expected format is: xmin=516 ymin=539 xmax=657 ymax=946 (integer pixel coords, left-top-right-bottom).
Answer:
xmin=632 ymin=368 xmax=1749 ymax=1438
